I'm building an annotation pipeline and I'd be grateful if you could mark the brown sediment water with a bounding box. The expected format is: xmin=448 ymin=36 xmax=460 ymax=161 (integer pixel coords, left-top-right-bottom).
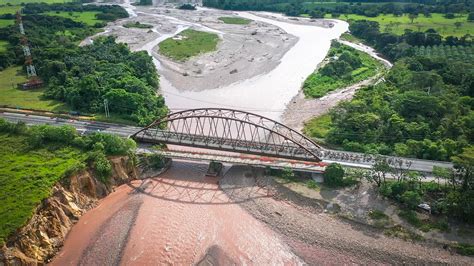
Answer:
xmin=52 ymin=160 xmax=301 ymax=265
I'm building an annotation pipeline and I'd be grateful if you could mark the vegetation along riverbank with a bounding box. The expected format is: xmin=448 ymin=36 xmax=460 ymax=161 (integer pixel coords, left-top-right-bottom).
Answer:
xmin=303 ymin=41 xmax=383 ymax=98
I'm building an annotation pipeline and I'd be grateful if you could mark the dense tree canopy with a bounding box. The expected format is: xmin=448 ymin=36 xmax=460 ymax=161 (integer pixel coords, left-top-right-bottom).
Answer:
xmin=43 ymin=36 xmax=167 ymax=125
xmin=326 ymin=56 xmax=473 ymax=161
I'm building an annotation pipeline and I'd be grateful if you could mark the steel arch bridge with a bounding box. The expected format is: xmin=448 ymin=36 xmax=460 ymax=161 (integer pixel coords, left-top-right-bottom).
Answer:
xmin=131 ymin=108 xmax=322 ymax=162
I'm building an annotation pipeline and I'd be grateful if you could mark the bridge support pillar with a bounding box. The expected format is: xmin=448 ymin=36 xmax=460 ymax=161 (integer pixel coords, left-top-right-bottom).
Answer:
xmin=206 ymin=161 xmax=223 ymax=177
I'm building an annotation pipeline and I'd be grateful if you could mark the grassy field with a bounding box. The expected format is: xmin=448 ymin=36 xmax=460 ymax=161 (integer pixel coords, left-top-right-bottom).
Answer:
xmin=303 ymin=114 xmax=332 ymax=139
xmin=340 ymin=33 xmax=362 ymax=43
xmin=44 ymin=11 xmax=102 ymax=26
xmin=0 ymin=5 xmax=16 ymax=29
xmin=123 ymin=21 xmax=153 ymax=29
xmin=0 ymin=133 xmax=82 ymax=244
xmin=0 ymin=40 xmax=8 ymax=52
xmin=0 ymin=19 xmax=13 ymax=28
xmin=303 ymin=43 xmax=383 ymax=98
xmin=218 ymin=16 xmax=251 ymax=25
xmin=0 ymin=4 xmax=19 ymax=14
xmin=0 ymin=67 xmax=68 ymax=111
xmin=330 ymin=13 xmax=473 ymax=37
xmin=159 ymin=29 xmax=220 ymax=61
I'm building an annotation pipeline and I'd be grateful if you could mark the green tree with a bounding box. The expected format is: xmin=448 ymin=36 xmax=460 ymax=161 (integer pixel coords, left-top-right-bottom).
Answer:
xmin=401 ymin=191 xmax=421 ymax=209
xmin=451 ymin=146 xmax=474 ymax=191
xmin=323 ymin=163 xmax=345 ymax=187
xmin=444 ymin=13 xmax=455 ymax=19
xmin=367 ymin=157 xmax=392 ymax=187
xmin=468 ymin=13 xmax=474 ymax=22
xmin=408 ymin=13 xmax=418 ymax=24
xmin=281 ymin=167 xmax=295 ymax=181
xmin=432 ymin=166 xmax=451 ymax=188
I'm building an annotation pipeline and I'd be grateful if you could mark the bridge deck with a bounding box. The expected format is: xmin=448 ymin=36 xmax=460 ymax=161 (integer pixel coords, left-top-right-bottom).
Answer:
xmin=137 ymin=148 xmax=327 ymax=173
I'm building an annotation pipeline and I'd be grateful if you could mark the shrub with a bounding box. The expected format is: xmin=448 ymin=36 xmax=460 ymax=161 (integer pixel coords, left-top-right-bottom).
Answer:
xmin=399 ymin=210 xmax=422 ymax=227
xmin=140 ymin=153 xmax=166 ymax=170
xmin=369 ymin=209 xmax=388 ymax=220
xmin=87 ymin=144 xmax=112 ymax=183
xmin=0 ymin=119 xmax=27 ymax=135
xmin=452 ymin=243 xmax=474 ymax=256
xmin=28 ymin=125 xmax=77 ymax=147
xmin=379 ymin=183 xmax=392 ymax=197
xmin=401 ymin=191 xmax=422 ymax=209
xmin=323 ymin=163 xmax=345 ymax=187
xmin=281 ymin=167 xmax=296 ymax=181
xmin=390 ymin=182 xmax=409 ymax=199
xmin=306 ymin=179 xmax=319 ymax=189
xmin=91 ymin=152 xmax=112 ymax=183
xmin=178 ymin=4 xmax=196 ymax=10
xmin=86 ymin=133 xmax=136 ymax=155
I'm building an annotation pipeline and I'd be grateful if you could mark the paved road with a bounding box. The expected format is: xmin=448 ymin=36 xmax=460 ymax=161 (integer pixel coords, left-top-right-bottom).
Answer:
xmin=0 ymin=112 xmax=453 ymax=173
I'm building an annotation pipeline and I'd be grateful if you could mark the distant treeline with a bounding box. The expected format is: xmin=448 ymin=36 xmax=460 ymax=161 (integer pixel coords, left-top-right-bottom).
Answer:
xmin=203 ymin=0 xmax=473 ymax=17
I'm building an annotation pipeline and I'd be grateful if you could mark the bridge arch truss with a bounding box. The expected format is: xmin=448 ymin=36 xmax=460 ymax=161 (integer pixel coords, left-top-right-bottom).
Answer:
xmin=132 ymin=108 xmax=322 ymax=162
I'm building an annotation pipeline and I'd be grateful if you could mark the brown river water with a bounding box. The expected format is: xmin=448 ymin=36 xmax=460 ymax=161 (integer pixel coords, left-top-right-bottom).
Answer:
xmin=52 ymin=160 xmax=302 ymax=265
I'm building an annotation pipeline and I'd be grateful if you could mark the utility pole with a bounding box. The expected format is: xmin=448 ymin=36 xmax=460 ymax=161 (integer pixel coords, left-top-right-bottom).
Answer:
xmin=104 ymin=99 xmax=110 ymax=118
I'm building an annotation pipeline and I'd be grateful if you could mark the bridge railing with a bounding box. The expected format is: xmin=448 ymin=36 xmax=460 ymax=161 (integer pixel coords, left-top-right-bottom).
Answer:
xmin=133 ymin=129 xmax=320 ymax=162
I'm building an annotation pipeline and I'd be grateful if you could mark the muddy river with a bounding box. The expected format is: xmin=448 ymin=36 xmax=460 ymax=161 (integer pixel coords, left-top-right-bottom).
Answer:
xmin=52 ymin=161 xmax=303 ymax=265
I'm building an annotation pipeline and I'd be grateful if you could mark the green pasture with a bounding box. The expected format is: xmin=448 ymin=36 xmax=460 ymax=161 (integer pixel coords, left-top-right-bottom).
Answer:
xmin=218 ymin=16 xmax=251 ymax=25
xmin=44 ymin=11 xmax=102 ymax=26
xmin=159 ymin=29 xmax=220 ymax=61
xmin=0 ymin=67 xmax=68 ymax=111
xmin=331 ymin=13 xmax=473 ymax=37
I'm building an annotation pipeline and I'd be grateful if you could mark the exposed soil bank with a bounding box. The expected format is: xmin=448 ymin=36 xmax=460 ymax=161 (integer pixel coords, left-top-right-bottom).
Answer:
xmin=52 ymin=160 xmax=302 ymax=265
xmin=0 ymin=157 xmax=137 ymax=265
xmin=220 ymin=166 xmax=474 ymax=264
